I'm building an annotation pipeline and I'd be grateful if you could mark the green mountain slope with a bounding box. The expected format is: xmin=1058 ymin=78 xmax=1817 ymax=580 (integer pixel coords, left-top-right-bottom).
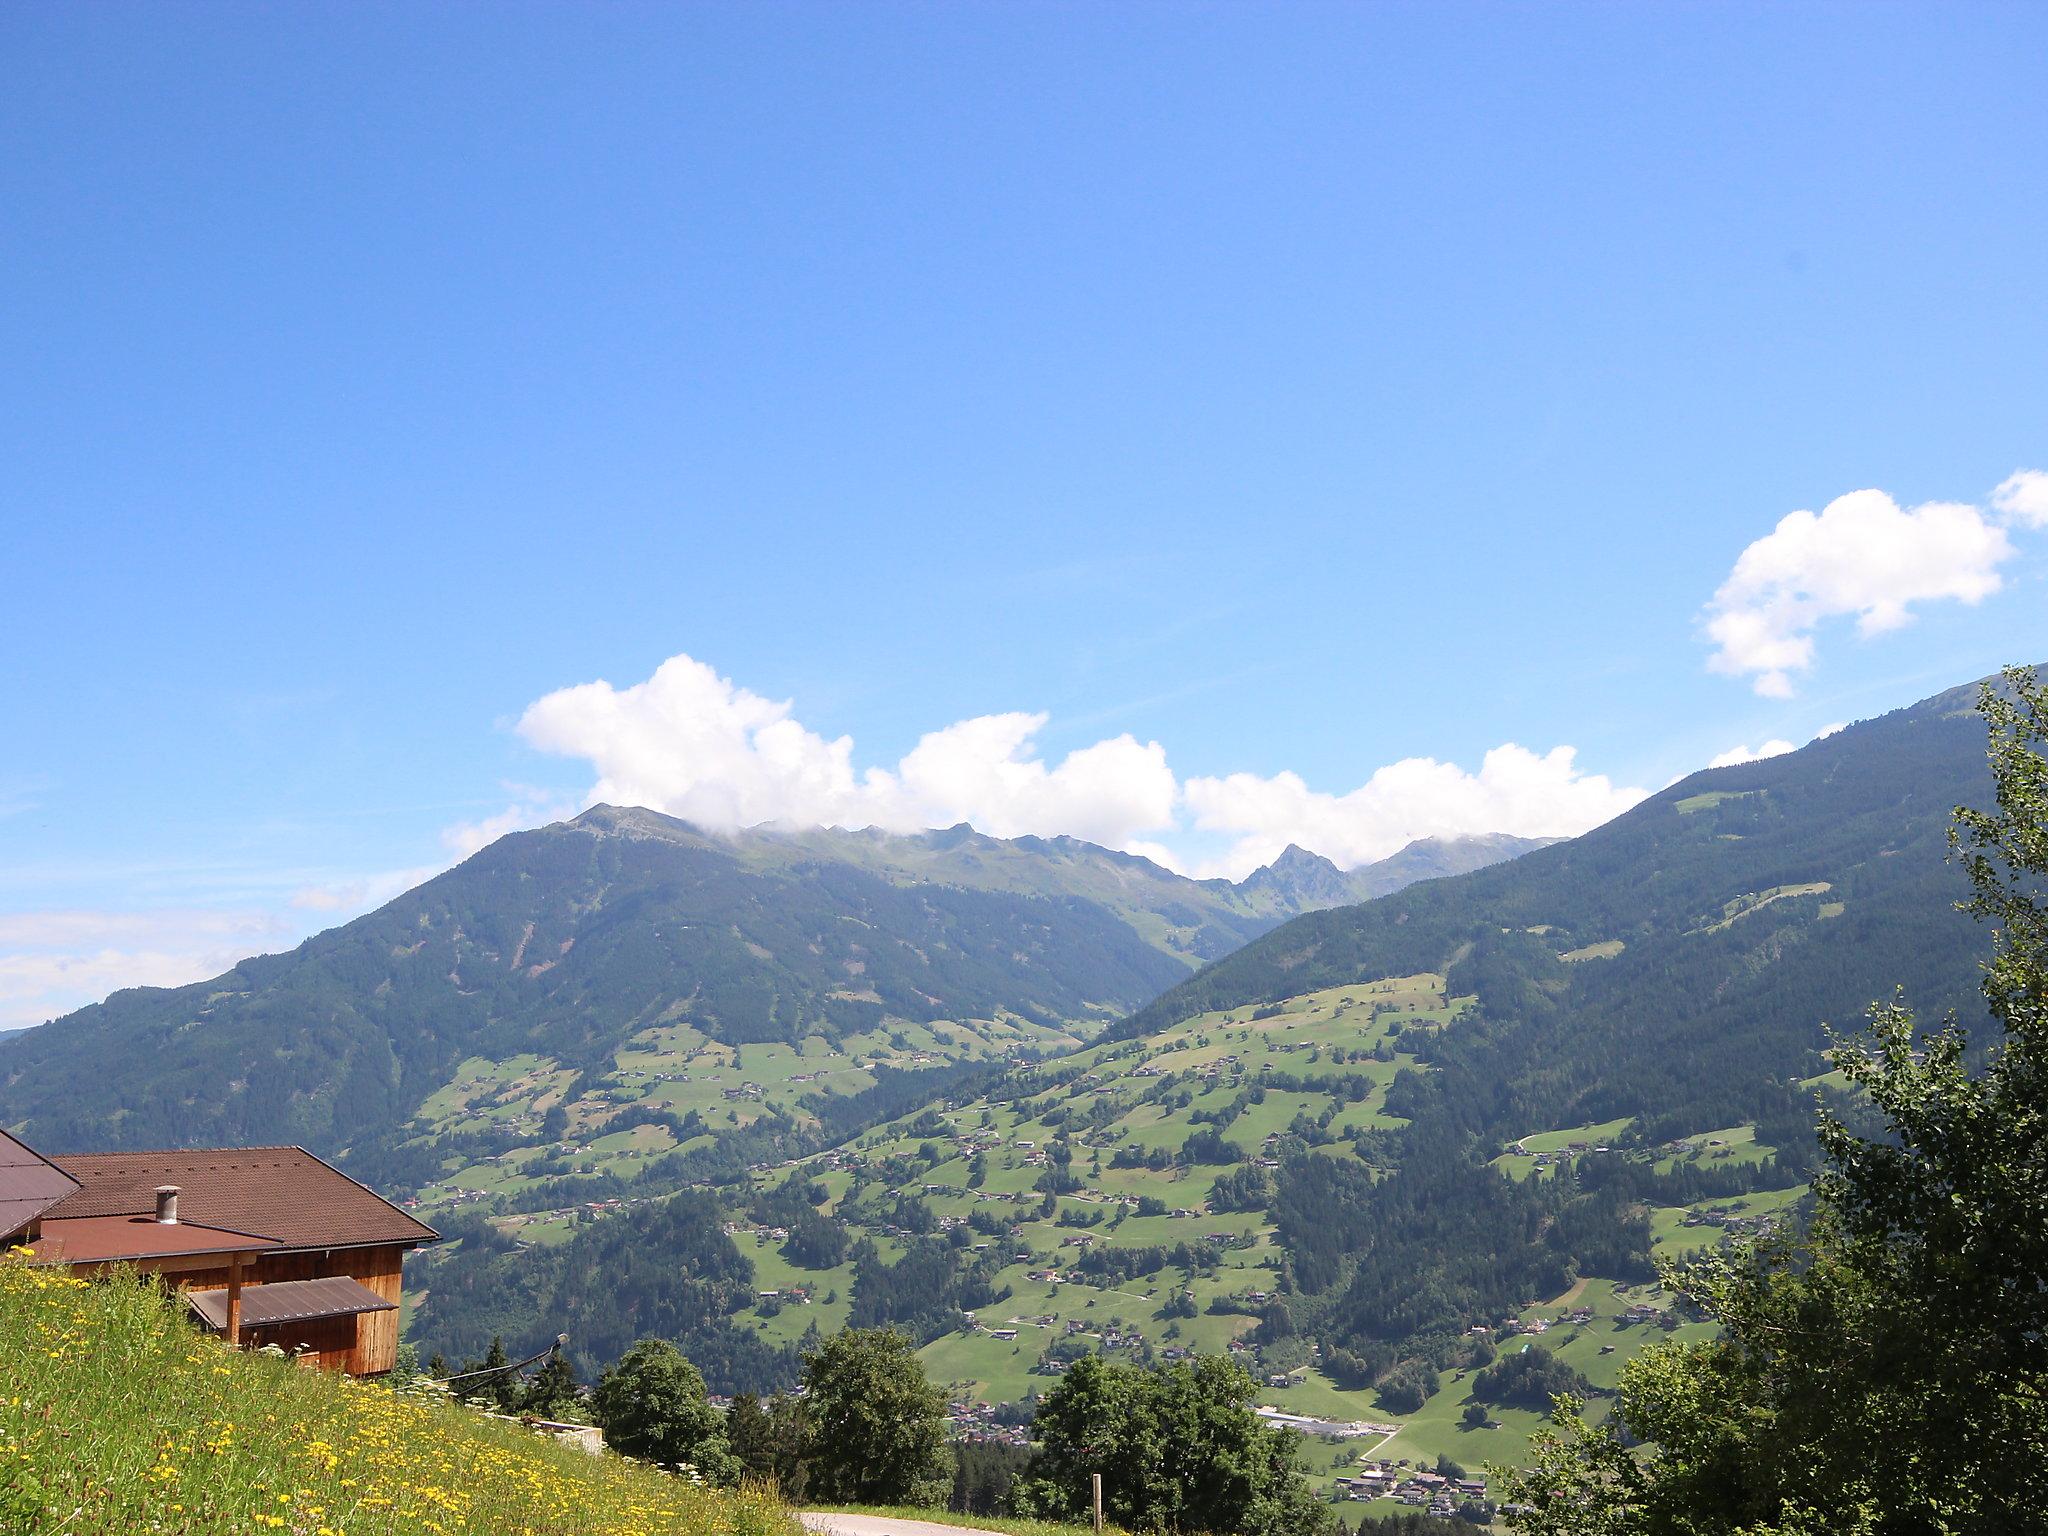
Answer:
xmin=0 ymin=808 xmax=1539 ymax=1196
xmin=1114 ymin=676 xmax=1999 ymax=1109
xmin=410 ymin=668 xmax=2018 ymax=1487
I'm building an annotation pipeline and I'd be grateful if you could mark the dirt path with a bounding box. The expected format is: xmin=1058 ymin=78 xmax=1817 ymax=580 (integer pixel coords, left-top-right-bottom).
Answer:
xmin=1541 ymin=1275 xmax=1591 ymax=1309
xmin=800 ymin=1514 xmax=1018 ymax=1536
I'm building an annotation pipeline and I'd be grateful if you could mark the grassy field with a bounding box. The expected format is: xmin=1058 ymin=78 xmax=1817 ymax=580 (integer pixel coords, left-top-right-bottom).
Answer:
xmin=728 ymin=980 xmax=1457 ymax=1411
xmin=1650 ymin=1183 xmax=1807 ymax=1260
xmin=0 ymin=1253 xmax=795 ymax=1535
xmin=402 ymin=959 xmax=1807 ymax=1504
xmin=401 ymin=1010 xmax=1086 ymax=1221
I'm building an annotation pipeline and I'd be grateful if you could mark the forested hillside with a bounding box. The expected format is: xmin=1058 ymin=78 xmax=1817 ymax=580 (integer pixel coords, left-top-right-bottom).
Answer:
xmin=410 ymin=670 xmax=2020 ymax=1487
xmin=0 ymin=807 xmax=1535 ymax=1199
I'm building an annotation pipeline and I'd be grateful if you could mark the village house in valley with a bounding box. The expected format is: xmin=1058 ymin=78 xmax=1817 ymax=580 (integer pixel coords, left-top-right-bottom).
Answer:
xmin=0 ymin=1129 xmax=436 ymax=1376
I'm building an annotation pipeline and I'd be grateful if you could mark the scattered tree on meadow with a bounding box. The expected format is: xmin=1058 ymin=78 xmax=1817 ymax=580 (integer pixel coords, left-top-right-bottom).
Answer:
xmin=590 ymin=1338 xmax=737 ymax=1483
xmin=798 ymin=1327 xmax=950 ymax=1506
xmin=1502 ymin=665 xmax=2048 ymax=1534
xmin=1024 ymin=1352 xmax=1334 ymax=1535
xmin=1469 ymin=1344 xmax=1590 ymax=1410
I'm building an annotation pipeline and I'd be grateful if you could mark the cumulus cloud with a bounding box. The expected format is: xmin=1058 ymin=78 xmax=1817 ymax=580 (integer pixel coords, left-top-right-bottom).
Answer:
xmin=1992 ymin=469 xmax=2048 ymax=529
xmin=1704 ymin=483 xmax=2022 ymax=697
xmin=439 ymin=786 xmax=581 ymax=861
xmin=1181 ymin=745 xmax=1644 ymax=878
xmin=0 ymin=908 xmax=295 ymax=1031
xmin=518 ymin=652 xmax=1646 ymax=880
xmin=289 ymin=866 xmax=441 ymax=913
xmin=1708 ymin=739 xmax=1797 ymax=769
xmin=517 ymin=655 xmax=1180 ymax=851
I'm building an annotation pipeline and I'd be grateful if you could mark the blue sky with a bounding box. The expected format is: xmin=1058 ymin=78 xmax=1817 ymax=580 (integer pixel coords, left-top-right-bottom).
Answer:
xmin=4 ymin=3 xmax=2046 ymax=1028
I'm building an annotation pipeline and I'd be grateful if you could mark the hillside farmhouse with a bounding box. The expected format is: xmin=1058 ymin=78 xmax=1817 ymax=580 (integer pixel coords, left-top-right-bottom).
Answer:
xmin=0 ymin=1129 xmax=436 ymax=1376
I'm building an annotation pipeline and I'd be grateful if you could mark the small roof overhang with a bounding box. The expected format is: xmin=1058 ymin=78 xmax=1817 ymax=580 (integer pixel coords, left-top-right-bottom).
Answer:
xmin=188 ymin=1275 xmax=396 ymax=1332
xmin=29 ymin=1214 xmax=282 ymax=1265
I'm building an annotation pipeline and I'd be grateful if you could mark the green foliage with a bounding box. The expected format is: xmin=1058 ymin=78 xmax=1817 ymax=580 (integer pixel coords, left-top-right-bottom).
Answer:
xmin=724 ymin=1391 xmax=775 ymax=1484
xmin=518 ymin=1352 xmax=586 ymax=1421
xmin=1374 ymin=1358 xmax=1439 ymax=1415
xmin=0 ymin=1258 xmax=796 ymax=1534
xmin=1499 ymin=665 xmax=2048 ymax=1534
xmin=418 ymin=1191 xmax=794 ymax=1393
xmin=798 ymin=1328 xmax=951 ymax=1507
xmin=591 ymin=1339 xmax=739 ymax=1484
xmin=1024 ymin=1353 xmax=1335 ymax=1536
xmin=951 ymin=1440 xmax=1035 ymax=1517
xmin=1469 ymin=1345 xmax=1591 ymax=1410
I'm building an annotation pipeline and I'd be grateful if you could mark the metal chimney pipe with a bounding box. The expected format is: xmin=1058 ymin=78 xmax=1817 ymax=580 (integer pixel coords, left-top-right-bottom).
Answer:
xmin=155 ymin=1185 xmax=179 ymax=1224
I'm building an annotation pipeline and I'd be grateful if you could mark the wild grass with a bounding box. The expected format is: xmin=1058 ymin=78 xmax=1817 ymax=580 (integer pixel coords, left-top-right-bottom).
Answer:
xmin=0 ymin=1252 xmax=797 ymax=1535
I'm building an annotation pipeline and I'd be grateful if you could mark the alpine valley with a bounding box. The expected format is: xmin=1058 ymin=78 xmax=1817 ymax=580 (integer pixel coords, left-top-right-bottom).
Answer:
xmin=0 ymin=669 xmax=2014 ymax=1490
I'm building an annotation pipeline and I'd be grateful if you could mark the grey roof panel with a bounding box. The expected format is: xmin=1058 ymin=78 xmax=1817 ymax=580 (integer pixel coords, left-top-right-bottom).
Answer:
xmin=187 ymin=1275 xmax=396 ymax=1332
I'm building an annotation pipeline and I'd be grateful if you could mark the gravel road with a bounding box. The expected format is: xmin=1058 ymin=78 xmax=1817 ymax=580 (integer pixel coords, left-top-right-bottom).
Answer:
xmin=799 ymin=1513 xmax=1023 ymax=1536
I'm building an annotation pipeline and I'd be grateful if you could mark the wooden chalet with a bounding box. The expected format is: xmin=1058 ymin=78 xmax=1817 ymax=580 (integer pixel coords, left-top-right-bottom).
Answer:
xmin=0 ymin=1129 xmax=437 ymax=1376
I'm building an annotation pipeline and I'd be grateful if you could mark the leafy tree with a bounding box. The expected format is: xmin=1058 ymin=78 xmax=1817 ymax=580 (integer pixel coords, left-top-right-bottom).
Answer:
xmin=1374 ymin=1358 xmax=1438 ymax=1416
xmin=1179 ymin=1126 xmax=1243 ymax=1165
xmin=1502 ymin=665 xmax=2048 ymax=1534
xmin=590 ymin=1339 xmax=737 ymax=1483
xmin=799 ymin=1328 xmax=950 ymax=1506
xmin=1024 ymin=1353 xmax=1334 ymax=1535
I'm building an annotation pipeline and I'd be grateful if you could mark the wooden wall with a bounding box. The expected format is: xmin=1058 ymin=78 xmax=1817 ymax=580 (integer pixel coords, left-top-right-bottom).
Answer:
xmin=245 ymin=1314 xmax=357 ymax=1373
xmin=347 ymin=1244 xmax=404 ymax=1376
xmin=113 ymin=1242 xmax=416 ymax=1377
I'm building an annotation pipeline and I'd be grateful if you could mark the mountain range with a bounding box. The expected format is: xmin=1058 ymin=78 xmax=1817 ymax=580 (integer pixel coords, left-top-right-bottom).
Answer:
xmin=0 ymin=810 xmax=1543 ymax=1169
xmin=400 ymin=667 xmax=2015 ymax=1483
xmin=0 ymin=664 xmax=2022 ymax=1486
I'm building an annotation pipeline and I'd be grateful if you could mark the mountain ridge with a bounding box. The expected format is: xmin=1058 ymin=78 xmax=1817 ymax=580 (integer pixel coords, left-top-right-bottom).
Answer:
xmin=408 ymin=667 xmax=2028 ymax=1465
xmin=0 ymin=810 xmax=1544 ymax=1167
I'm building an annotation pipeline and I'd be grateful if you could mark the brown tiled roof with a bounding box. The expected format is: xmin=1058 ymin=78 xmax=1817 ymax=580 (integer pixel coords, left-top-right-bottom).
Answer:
xmin=0 ymin=1129 xmax=80 ymax=1239
xmin=47 ymin=1147 xmax=437 ymax=1252
xmin=30 ymin=1214 xmax=281 ymax=1266
xmin=188 ymin=1275 xmax=394 ymax=1332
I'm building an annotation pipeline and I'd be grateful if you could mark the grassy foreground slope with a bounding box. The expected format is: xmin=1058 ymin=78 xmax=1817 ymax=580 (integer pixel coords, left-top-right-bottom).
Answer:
xmin=0 ymin=1254 xmax=794 ymax=1536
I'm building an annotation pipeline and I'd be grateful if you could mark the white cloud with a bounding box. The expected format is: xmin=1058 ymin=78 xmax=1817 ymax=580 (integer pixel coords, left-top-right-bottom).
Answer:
xmin=1815 ymin=721 xmax=1847 ymax=739
xmin=440 ymin=787 xmax=580 ymax=861
xmin=1992 ymin=468 xmax=2048 ymax=528
xmin=518 ymin=652 xmax=1646 ymax=881
xmin=517 ymin=654 xmax=1181 ymax=852
xmin=1705 ymin=486 xmax=2015 ymax=697
xmin=1708 ymin=739 xmax=1797 ymax=769
xmin=289 ymin=866 xmax=441 ymax=913
xmin=0 ymin=908 xmax=295 ymax=1031
xmin=1181 ymin=745 xmax=1644 ymax=878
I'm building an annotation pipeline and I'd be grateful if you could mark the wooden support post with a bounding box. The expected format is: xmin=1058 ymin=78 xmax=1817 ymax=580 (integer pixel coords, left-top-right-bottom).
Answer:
xmin=1092 ymin=1472 xmax=1103 ymax=1533
xmin=225 ymin=1253 xmax=243 ymax=1348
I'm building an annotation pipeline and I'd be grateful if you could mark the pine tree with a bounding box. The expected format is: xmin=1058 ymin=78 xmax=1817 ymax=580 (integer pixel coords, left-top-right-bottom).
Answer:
xmin=725 ymin=1391 xmax=775 ymax=1483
